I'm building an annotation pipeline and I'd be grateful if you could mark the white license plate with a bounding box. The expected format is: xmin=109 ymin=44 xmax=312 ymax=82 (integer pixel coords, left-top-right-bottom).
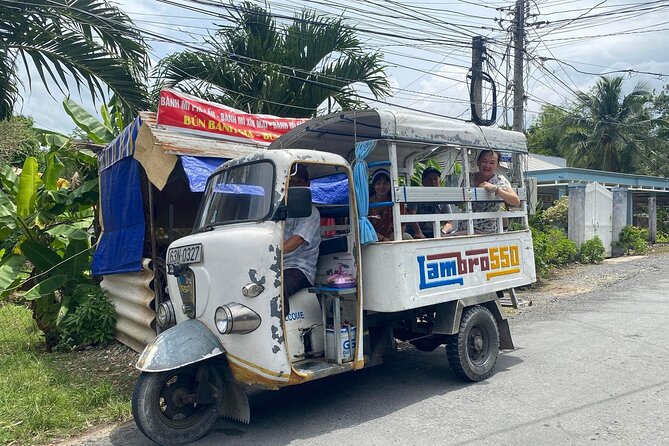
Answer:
xmin=167 ymin=244 xmax=202 ymax=265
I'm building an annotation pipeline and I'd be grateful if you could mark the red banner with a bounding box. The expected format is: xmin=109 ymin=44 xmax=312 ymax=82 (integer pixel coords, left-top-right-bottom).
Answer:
xmin=155 ymin=89 xmax=307 ymax=145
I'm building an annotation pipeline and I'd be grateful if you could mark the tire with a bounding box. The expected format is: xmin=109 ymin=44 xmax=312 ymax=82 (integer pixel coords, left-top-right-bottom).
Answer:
xmin=446 ymin=305 xmax=499 ymax=382
xmin=132 ymin=365 xmax=222 ymax=446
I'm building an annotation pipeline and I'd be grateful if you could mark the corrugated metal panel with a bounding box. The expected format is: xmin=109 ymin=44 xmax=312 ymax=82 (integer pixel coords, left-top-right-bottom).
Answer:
xmin=101 ymin=258 xmax=156 ymax=353
xmin=527 ymin=154 xmax=564 ymax=171
xmin=148 ymin=125 xmax=264 ymax=158
xmin=136 ymin=110 xmax=263 ymax=158
xmin=133 ymin=112 xmax=264 ymax=191
xmin=269 ymin=109 xmax=528 ymax=160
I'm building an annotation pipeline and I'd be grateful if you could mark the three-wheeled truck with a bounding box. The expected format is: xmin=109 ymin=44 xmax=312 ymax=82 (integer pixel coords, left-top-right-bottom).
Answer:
xmin=132 ymin=109 xmax=536 ymax=445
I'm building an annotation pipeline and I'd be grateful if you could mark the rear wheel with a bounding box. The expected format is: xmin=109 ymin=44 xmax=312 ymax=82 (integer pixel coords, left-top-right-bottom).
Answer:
xmin=132 ymin=364 xmax=222 ymax=446
xmin=446 ymin=305 xmax=499 ymax=382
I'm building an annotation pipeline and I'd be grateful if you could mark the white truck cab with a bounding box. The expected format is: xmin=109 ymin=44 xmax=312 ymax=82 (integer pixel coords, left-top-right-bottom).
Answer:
xmin=132 ymin=109 xmax=536 ymax=446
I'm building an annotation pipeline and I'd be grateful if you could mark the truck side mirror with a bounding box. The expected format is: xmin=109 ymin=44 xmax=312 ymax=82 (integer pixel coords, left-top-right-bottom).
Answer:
xmin=273 ymin=187 xmax=313 ymax=220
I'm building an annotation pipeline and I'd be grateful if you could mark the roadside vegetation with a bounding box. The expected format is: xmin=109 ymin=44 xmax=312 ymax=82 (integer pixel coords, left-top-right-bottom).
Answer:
xmin=529 ymin=196 xmax=651 ymax=278
xmin=0 ymin=304 xmax=136 ymax=446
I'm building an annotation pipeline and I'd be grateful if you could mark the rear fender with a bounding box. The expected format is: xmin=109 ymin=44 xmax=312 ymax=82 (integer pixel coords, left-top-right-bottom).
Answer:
xmin=432 ymin=294 xmax=514 ymax=349
xmin=136 ymin=319 xmax=225 ymax=372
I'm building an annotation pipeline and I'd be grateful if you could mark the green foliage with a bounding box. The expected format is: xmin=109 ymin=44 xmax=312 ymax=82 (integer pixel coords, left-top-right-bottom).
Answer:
xmin=541 ymin=196 xmax=569 ymax=229
xmin=62 ymin=97 xmax=127 ymax=143
xmin=410 ymin=159 xmax=443 ymax=186
xmin=532 ymin=227 xmax=577 ymax=274
xmin=58 ymin=287 xmax=116 ymax=349
xmin=0 ymin=145 xmax=101 ymax=349
xmin=526 ymin=105 xmax=567 ymax=157
xmin=615 ymin=225 xmax=649 ymax=255
xmin=579 ymin=236 xmax=606 ymax=264
xmin=0 ymin=350 xmax=130 ymax=446
xmin=0 ymin=116 xmax=42 ymax=166
xmin=153 ymin=2 xmax=391 ymax=117
xmin=0 ymin=0 xmax=149 ymax=121
xmin=559 ymin=76 xmax=667 ymax=175
xmin=0 ymin=304 xmax=43 ymax=352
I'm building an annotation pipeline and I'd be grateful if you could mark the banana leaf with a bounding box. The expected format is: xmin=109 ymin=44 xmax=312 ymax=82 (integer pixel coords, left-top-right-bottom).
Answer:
xmin=21 ymin=239 xmax=63 ymax=274
xmin=63 ymin=98 xmax=114 ymax=144
xmin=34 ymin=128 xmax=70 ymax=150
xmin=46 ymin=224 xmax=91 ymax=240
xmin=0 ymin=255 xmax=26 ymax=295
xmin=0 ymin=164 xmax=19 ymax=194
xmin=0 ymin=191 xmax=17 ymax=218
xmin=43 ymin=153 xmax=65 ymax=191
xmin=24 ymin=274 xmax=68 ymax=301
xmin=62 ymin=238 xmax=91 ymax=280
xmin=17 ymin=157 xmax=39 ymax=217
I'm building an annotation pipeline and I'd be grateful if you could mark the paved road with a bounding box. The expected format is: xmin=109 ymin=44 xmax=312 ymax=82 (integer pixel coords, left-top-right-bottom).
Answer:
xmin=80 ymin=256 xmax=669 ymax=445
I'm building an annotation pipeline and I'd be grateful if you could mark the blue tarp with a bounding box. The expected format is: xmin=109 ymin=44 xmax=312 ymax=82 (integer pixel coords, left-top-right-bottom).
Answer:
xmin=181 ymin=156 xmax=226 ymax=192
xmin=92 ymin=156 xmax=145 ymax=276
xmin=93 ymin=143 xmax=349 ymax=276
xmin=92 ymin=118 xmax=145 ymax=276
xmin=181 ymin=155 xmax=349 ymax=204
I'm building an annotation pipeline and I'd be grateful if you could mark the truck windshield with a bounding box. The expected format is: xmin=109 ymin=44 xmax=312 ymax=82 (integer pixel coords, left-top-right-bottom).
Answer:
xmin=197 ymin=161 xmax=274 ymax=228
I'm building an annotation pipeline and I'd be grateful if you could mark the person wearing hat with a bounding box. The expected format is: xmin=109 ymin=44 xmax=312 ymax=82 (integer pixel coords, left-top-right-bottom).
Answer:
xmin=283 ymin=164 xmax=321 ymax=314
xmin=408 ymin=166 xmax=455 ymax=239
xmin=368 ymin=169 xmax=409 ymax=241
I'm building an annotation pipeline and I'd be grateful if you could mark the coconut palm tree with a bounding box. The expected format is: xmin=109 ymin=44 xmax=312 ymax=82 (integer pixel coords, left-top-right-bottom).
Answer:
xmin=152 ymin=2 xmax=391 ymax=118
xmin=559 ymin=76 xmax=663 ymax=174
xmin=0 ymin=0 xmax=149 ymax=120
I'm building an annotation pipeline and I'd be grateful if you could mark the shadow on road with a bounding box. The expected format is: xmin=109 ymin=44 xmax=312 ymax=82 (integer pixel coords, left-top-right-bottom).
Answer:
xmin=105 ymin=346 xmax=523 ymax=445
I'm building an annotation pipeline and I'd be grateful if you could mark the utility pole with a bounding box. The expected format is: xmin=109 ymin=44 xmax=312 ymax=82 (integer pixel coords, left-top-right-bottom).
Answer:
xmin=471 ymin=36 xmax=484 ymax=121
xmin=512 ymin=0 xmax=525 ymax=132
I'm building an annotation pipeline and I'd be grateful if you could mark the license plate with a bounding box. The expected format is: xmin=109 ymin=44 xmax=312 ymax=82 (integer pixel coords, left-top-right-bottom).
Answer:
xmin=167 ymin=244 xmax=202 ymax=265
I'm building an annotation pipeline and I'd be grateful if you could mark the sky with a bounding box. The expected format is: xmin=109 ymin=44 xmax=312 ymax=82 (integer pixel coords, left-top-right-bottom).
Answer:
xmin=14 ymin=0 xmax=669 ymax=135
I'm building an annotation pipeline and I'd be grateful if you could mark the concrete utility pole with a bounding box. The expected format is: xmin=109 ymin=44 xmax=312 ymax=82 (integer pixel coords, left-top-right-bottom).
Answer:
xmin=512 ymin=0 xmax=525 ymax=131
xmin=471 ymin=36 xmax=484 ymax=121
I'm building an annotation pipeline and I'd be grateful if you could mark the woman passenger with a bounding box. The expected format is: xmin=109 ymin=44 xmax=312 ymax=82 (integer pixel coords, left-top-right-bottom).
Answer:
xmin=470 ymin=150 xmax=520 ymax=233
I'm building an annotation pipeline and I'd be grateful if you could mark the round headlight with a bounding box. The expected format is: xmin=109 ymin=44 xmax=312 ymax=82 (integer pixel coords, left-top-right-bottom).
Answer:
xmin=157 ymin=301 xmax=175 ymax=327
xmin=215 ymin=306 xmax=232 ymax=334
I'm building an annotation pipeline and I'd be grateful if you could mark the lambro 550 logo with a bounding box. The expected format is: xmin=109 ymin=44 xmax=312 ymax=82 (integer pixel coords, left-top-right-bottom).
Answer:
xmin=417 ymin=245 xmax=521 ymax=290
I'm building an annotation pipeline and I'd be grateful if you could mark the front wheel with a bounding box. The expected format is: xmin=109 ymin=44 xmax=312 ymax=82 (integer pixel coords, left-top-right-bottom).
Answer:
xmin=446 ymin=305 xmax=499 ymax=382
xmin=132 ymin=364 xmax=222 ymax=446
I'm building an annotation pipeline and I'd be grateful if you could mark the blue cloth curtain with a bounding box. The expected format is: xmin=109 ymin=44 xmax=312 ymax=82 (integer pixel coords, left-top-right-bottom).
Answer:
xmin=353 ymin=140 xmax=378 ymax=244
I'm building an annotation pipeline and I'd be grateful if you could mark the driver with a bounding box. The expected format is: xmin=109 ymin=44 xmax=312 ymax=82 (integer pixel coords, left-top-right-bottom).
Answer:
xmin=283 ymin=164 xmax=321 ymax=314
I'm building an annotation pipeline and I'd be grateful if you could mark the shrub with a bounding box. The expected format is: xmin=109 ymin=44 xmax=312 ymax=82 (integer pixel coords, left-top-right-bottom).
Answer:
xmin=615 ymin=225 xmax=649 ymax=255
xmin=58 ymin=286 xmax=116 ymax=349
xmin=532 ymin=226 xmax=577 ymax=274
xmin=541 ymin=196 xmax=569 ymax=229
xmin=579 ymin=236 xmax=606 ymax=263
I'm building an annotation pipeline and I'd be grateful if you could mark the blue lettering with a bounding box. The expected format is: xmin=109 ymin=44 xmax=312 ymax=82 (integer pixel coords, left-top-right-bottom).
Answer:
xmin=417 ymin=256 xmax=464 ymax=290
xmin=427 ymin=262 xmax=439 ymax=280
xmin=285 ymin=311 xmax=305 ymax=321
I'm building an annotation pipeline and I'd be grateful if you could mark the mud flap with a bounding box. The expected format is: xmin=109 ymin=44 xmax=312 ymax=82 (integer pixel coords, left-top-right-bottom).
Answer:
xmin=218 ymin=359 xmax=251 ymax=424
xmin=496 ymin=317 xmax=514 ymax=350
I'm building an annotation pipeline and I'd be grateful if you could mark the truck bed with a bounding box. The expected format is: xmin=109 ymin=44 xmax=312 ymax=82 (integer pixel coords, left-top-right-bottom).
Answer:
xmin=360 ymin=229 xmax=536 ymax=312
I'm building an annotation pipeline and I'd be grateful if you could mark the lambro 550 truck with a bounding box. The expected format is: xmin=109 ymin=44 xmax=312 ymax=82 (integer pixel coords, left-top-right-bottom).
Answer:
xmin=131 ymin=109 xmax=536 ymax=445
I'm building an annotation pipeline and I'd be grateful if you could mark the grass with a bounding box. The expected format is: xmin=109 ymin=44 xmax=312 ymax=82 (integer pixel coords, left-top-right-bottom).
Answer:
xmin=0 ymin=304 xmax=137 ymax=445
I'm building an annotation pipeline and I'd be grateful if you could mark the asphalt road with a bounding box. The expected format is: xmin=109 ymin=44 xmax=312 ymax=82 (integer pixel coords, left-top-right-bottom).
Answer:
xmin=79 ymin=255 xmax=669 ymax=446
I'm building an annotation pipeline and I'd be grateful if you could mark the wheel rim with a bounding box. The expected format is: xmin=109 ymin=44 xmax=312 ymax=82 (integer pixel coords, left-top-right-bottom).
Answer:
xmin=156 ymin=371 xmax=209 ymax=429
xmin=467 ymin=326 xmax=490 ymax=366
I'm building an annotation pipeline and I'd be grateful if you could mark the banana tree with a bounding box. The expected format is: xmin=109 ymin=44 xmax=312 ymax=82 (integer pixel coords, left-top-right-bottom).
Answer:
xmin=0 ymin=152 xmax=100 ymax=349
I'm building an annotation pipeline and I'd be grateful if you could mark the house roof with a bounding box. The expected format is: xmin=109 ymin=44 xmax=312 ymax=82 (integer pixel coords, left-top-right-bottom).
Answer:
xmin=527 ymin=166 xmax=669 ymax=193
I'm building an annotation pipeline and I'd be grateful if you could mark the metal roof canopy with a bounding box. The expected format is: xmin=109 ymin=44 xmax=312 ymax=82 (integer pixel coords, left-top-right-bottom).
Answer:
xmin=268 ymin=109 xmax=528 ymax=166
xmin=527 ymin=167 xmax=669 ymax=193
